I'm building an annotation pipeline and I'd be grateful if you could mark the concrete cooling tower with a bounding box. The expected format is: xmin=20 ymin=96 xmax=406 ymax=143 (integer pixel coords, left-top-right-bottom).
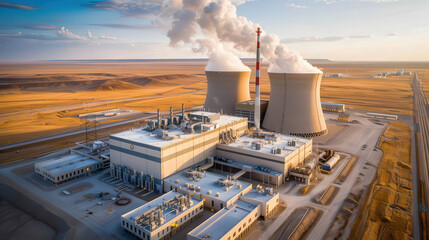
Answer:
xmin=262 ymin=72 xmax=327 ymax=138
xmin=204 ymin=71 xmax=251 ymax=115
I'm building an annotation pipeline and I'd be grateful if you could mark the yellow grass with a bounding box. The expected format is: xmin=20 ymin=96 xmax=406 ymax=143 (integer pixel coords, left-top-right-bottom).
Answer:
xmin=349 ymin=121 xmax=413 ymax=240
xmin=0 ymin=61 xmax=426 ymax=145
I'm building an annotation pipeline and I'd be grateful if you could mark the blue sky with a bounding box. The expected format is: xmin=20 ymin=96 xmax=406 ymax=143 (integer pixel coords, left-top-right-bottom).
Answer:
xmin=0 ymin=0 xmax=428 ymax=61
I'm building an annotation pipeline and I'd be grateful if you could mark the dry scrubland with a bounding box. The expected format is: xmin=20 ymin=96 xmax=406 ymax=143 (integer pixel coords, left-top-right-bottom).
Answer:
xmin=0 ymin=61 xmax=427 ymax=146
xmin=350 ymin=121 xmax=413 ymax=240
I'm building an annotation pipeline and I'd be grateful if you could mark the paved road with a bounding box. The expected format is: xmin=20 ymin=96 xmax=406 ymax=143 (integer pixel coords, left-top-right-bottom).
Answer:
xmin=413 ymin=72 xmax=429 ymax=238
xmin=0 ymin=105 xmax=203 ymax=151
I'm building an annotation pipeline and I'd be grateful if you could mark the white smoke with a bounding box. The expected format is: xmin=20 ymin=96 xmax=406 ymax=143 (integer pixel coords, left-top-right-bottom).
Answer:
xmin=205 ymin=44 xmax=251 ymax=72
xmin=165 ymin=0 xmax=320 ymax=73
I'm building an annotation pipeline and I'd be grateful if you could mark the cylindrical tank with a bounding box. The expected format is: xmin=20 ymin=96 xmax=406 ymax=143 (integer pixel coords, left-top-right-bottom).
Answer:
xmin=204 ymin=71 xmax=251 ymax=115
xmin=262 ymin=73 xmax=327 ymax=137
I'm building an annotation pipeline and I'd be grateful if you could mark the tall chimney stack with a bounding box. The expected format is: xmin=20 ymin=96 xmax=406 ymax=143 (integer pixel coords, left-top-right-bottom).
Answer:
xmin=157 ymin=109 xmax=161 ymax=128
xmin=255 ymin=27 xmax=262 ymax=129
xmin=169 ymin=106 xmax=173 ymax=125
xmin=181 ymin=104 xmax=185 ymax=122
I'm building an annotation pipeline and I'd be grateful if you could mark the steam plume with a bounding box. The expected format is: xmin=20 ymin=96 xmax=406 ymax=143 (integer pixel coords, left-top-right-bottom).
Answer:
xmin=165 ymin=0 xmax=320 ymax=73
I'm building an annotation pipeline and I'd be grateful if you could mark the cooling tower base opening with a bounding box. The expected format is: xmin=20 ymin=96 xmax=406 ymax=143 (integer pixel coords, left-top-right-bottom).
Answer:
xmin=290 ymin=129 xmax=328 ymax=138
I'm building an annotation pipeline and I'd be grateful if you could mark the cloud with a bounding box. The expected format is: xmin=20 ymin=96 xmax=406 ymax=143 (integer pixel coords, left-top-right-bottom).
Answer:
xmin=0 ymin=2 xmax=36 ymax=10
xmin=0 ymin=27 xmax=116 ymax=41
xmin=282 ymin=34 xmax=372 ymax=43
xmin=57 ymin=27 xmax=88 ymax=40
xmin=20 ymin=24 xmax=58 ymax=30
xmin=89 ymin=23 xmax=158 ymax=29
xmin=85 ymin=0 xmax=162 ymax=17
xmin=286 ymin=3 xmax=307 ymax=8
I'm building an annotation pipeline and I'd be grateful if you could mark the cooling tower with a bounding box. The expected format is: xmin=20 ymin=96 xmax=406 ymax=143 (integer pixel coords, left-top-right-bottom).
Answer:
xmin=204 ymin=71 xmax=251 ymax=115
xmin=262 ymin=72 xmax=327 ymax=138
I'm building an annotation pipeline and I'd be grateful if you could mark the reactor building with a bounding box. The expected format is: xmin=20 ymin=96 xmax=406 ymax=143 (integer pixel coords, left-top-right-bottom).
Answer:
xmin=262 ymin=73 xmax=327 ymax=138
xmin=204 ymin=70 xmax=251 ymax=115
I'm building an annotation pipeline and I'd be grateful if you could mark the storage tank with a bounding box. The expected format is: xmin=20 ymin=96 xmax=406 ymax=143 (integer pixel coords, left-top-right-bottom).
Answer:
xmin=262 ymin=73 xmax=327 ymax=137
xmin=204 ymin=71 xmax=251 ymax=115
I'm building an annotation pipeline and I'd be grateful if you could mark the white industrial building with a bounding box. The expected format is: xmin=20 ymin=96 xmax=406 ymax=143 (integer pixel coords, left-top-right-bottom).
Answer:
xmin=109 ymin=111 xmax=248 ymax=192
xmin=121 ymin=191 xmax=204 ymax=240
xmin=215 ymin=132 xmax=313 ymax=186
xmin=321 ymin=102 xmax=346 ymax=112
xmin=35 ymin=155 xmax=102 ymax=185
xmin=34 ymin=141 xmax=109 ymax=185
xmin=187 ymin=187 xmax=279 ymax=240
xmin=163 ymin=170 xmax=252 ymax=211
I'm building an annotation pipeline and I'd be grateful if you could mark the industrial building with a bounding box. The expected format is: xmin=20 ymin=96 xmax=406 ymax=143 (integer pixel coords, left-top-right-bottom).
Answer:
xmin=35 ymin=141 xmax=109 ymax=185
xmin=235 ymin=100 xmax=269 ymax=127
xmin=262 ymin=73 xmax=327 ymax=138
xmin=337 ymin=112 xmax=351 ymax=122
xmin=215 ymin=132 xmax=312 ymax=186
xmin=321 ymin=102 xmax=345 ymax=112
xmin=187 ymin=186 xmax=279 ymax=240
xmin=204 ymin=71 xmax=251 ymax=115
xmin=163 ymin=169 xmax=252 ymax=211
xmin=121 ymin=191 xmax=204 ymax=240
xmin=109 ymin=110 xmax=248 ymax=192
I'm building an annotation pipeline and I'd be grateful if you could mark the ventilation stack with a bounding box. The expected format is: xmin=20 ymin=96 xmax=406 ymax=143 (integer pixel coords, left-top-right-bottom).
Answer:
xmin=204 ymin=71 xmax=251 ymax=115
xmin=262 ymin=73 xmax=327 ymax=138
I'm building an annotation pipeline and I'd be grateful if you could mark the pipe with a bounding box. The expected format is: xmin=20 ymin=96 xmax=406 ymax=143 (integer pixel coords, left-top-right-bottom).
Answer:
xmin=255 ymin=27 xmax=262 ymax=129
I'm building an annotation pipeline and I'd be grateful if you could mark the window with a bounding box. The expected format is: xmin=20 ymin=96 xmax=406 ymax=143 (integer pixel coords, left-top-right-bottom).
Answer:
xmin=276 ymin=198 xmax=279 ymax=202
xmin=212 ymin=200 xmax=214 ymax=207
xmin=170 ymin=186 xmax=173 ymax=190
xmin=255 ymin=213 xmax=257 ymax=217
xmin=143 ymin=232 xmax=145 ymax=238
xmin=220 ymin=203 xmax=223 ymax=209
xmin=126 ymin=222 xmax=129 ymax=228
xmin=162 ymin=230 xmax=164 ymax=235
xmin=239 ymin=227 xmax=241 ymax=232
xmin=139 ymin=230 xmax=141 ymax=235
xmin=243 ymin=223 xmax=246 ymax=228
xmin=188 ymin=213 xmax=190 ymax=218
xmin=248 ymin=218 xmax=251 ymax=223
xmin=122 ymin=220 xmax=125 ymax=226
xmin=233 ymin=232 xmax=236 ymax=237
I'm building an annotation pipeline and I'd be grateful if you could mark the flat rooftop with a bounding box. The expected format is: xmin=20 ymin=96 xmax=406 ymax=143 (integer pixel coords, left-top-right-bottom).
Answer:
xmin=35 ymin=154 xmax=101 ymax=176
xmin=214 ymin=159 xmax=282 ymax=176
xmin=221 ymin=133 xmax=310 ymax=158
xmin=321 ymin=102 xmax=345 ymax=106
xmin=110 ymin=111 xmax=245 ymax=148
xmin=242 ymin=189 xmax=277 ymax=203
xmin=122 ymin=191 xmax=202 ymax=231
xmin=164 ymin=171 xmax=251 ymax=202
xmin=188 ymin=200 xmax=257 ymax=240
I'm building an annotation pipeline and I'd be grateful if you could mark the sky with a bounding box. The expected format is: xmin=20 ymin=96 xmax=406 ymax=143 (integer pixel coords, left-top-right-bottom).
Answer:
xmin=0 ymin=0 xmax=428 ymax=62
